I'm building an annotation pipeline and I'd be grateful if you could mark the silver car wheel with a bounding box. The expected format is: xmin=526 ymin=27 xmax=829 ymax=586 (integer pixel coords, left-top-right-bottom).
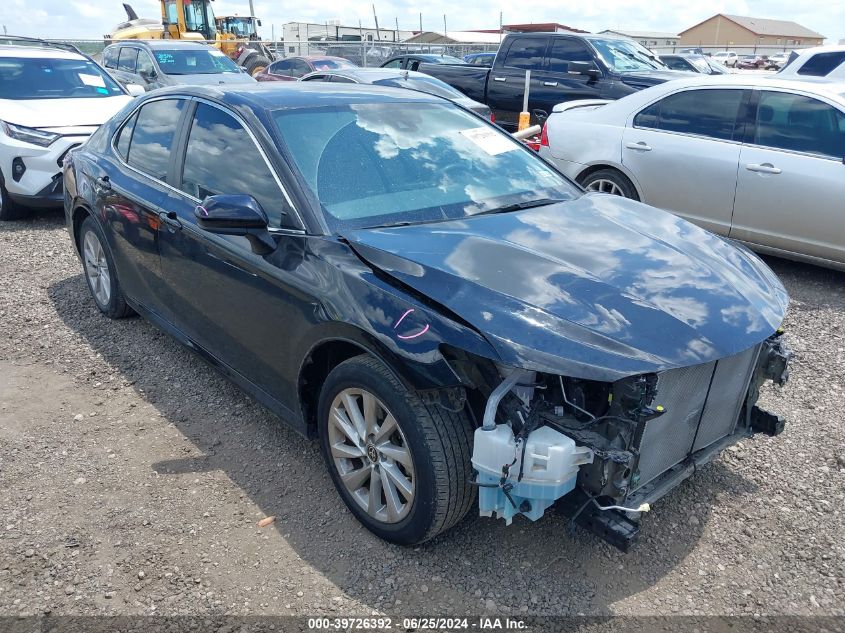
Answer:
xmin=587 ymin=178 xmax=624 ymax=196
xmin=328 ymin=388 xmax=415 ymax=524
xmin=83 ymin=230 xmax=111 ymax=307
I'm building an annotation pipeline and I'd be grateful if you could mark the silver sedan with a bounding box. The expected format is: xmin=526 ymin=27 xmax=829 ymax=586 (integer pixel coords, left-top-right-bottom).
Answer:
xmin=540 ymin=76 xmax=845 ymax=271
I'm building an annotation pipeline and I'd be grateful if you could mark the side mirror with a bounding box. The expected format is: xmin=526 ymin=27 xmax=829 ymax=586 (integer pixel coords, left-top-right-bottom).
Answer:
xmin=257 ymin=19 xmax=262 ymax=27
xmin=531 ymin=108 xmax=549 ymax=125
xmin=195 ymin=194 xmax=276 ymax=254
xmin=568 ymin=61 xmax=599 ymax=80
xmin=125 ymin=83 xmax=145 ymax=96
xmin=140 ymin=69 xmax=157 ymax=80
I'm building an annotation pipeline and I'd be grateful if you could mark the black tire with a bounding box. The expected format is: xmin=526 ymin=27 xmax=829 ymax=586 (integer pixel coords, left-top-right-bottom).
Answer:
xmin=318 ymin=355 xmax=475 ymax=545
xmin=78 ymin=216 xmax=134 ymax=319
xmin=0 ymin=175 xmax=29 ymax=221
xmin=578 ymin=168 xmax=639 ymax=200
xmin=244 ymin=54 xmax=271 ymax=76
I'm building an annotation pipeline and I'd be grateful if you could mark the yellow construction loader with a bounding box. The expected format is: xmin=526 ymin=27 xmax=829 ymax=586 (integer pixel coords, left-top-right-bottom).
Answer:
xmin=108 ymin=2 xmax=272 ymax=75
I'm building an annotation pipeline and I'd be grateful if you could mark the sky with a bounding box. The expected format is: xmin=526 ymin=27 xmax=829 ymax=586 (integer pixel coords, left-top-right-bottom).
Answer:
xmin=1 ymin=0 xmax=842 ymax=43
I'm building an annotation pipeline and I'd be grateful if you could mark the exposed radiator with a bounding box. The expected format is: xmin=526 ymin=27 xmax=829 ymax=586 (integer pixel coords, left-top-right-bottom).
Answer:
xmin=633 ymin=343 xmax=761 ymax=490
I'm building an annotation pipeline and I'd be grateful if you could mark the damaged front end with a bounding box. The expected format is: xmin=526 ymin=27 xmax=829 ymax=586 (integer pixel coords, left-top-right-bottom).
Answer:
xmin=469 ymin=331 xmax=792 ymax=551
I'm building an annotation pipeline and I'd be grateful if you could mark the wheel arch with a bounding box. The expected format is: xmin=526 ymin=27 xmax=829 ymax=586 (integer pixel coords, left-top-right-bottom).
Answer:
xmin=71 ymin=202 xmax=95 ymax=255
xmin=297 ymin=335 xmax=416 ymax=438
xmin=576 ymin=163 xmax=644 ymax=201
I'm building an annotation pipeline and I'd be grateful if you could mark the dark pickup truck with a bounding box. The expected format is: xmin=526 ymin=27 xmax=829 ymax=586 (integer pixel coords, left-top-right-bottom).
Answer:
xmin=420 ymin=32 xmax=688 ymax=130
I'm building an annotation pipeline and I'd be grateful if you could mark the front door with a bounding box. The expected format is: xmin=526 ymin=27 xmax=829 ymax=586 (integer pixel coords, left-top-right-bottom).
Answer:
xmin=731 ymin=90 xmax=845 ymax=265
xmin=621 ymin=87 xmax=748 ymax=235
xmin=531 ymin=37 xmax=604 ymax=119
xmin=156 ymin=100 xmax=306 ymax=405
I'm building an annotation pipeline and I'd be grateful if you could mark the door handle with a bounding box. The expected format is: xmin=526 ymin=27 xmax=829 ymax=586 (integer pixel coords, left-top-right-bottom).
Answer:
xmin=746 ymin=163 xmax=782 ymax=174
xmin=543 ymin=81 xmax=558 ymax=86
xmin=625 ymin=141 xmax=652 ymax=151
xmin=94 ymin=175 xmax=111 ymax=194
xmin=492 ymin=76 xmax=507 ymax=82
xmin=158 ymin=210 xmax=182 ymax=230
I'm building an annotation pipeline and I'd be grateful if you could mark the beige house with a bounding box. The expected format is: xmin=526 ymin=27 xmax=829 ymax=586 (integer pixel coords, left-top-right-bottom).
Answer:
xmin=679 ymin=14 xmax=824 ymax=47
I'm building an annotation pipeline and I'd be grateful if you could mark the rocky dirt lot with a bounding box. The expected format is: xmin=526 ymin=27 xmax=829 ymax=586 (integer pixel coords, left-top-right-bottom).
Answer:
xmin=1 ymin=211 xmax=844 ymax=623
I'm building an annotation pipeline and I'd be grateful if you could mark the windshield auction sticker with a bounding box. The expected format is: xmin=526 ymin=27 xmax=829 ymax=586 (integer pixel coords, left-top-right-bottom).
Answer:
xmin=459 ymin=127 xmax=517 ymax=156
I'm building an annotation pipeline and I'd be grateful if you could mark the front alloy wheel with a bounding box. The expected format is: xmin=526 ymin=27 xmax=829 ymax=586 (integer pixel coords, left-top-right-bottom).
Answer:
xmin=328 ymin=388 xmax=415 ymax=523
xmin=318 ymin=355 xmax=475 ymax=544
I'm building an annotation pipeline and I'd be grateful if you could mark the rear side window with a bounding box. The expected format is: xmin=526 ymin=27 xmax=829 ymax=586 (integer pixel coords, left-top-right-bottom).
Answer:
xmin=103 ymin=47 xmax=118 ymax=69
xmin=382 ymin=59 xmax=402 ymax=69
xmin=501 ymin=37 xmax=548 ymax=70
xmin=546 ymin=38 xmax=593 ymax=73
xmin=634 ymin=89 xmax=745 ymax=141
xmin=137 ymin=51 xmax=155 ymax=77
xmin=269 ymin=59 xmax=292 ymax=76
xmin=796 ymin=51 xmax=845 ymax=77
xmin=126 ymin=99 xmax=185 ymax=182
xmin=753 ymin=91 xmax=845 ymax=158
xmin=180 ymin=103 xmax=288 ymax=226
xmin=117 ymin=48 xmax=138 ymax=73
xmin=114 ymin=111 xmax=138 ymax=161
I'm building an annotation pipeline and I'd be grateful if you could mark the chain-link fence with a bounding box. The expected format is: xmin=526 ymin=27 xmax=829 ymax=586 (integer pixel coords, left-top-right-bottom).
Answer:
xmin=16 ymin=39 xmax=501 ymax=66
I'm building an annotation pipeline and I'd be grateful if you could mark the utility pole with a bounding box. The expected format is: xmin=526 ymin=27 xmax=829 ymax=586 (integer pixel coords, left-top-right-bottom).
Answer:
xmin=443 ymin=14 xmax=447 ymax=38
xmin=372 ymin=4 xmax=380 ymax=40
xmin=248 ymin=0 xmax=255 ymax=18
xmin=419 ymin=13 xmax=422 ymax=34
xmin=395 ymin=16 xmax=399 ymax=41
xmin=499 ymin=11 xmax=503 ymax=42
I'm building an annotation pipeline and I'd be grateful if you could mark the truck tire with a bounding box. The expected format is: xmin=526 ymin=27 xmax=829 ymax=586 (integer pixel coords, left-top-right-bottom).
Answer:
xmin=244 ymin=55 xmax=270 ymax=76
xmin=318 ymin=355 xmax=475 ymax=545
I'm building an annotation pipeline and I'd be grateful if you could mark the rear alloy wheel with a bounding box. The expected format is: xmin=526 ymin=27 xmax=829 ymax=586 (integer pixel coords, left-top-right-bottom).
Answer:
xmin=79 ymin=216 xmax=134 ymax=319
xmin=318 ymin=355 xmax=475 ymax=544
xmin=579 ymin=168 xmax=639 ymax=200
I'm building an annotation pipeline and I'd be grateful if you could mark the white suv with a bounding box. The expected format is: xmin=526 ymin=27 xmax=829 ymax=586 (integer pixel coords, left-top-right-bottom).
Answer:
xmin=777 ymin=45 xmax=845 ymax=79
xmin=0 ymin=40 xmax=140 ymax=220
xmin=712 ymin=51 xmax=738 ymax=67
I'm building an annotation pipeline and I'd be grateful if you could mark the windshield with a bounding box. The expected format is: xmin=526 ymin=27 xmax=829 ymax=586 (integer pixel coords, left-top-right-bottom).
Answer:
xmin=591 ymin=38 xmax=666 ymax=72
xmin=273 ymin=102 xmax=579 ymax=231
xmin=153 ymin=49 xmax=240 ymax=74
xmin=373 ymin=75 xmax=463 ymax=99
xmin=221 ymin=18 xmax=255 ymax=37
xmin=686 ymin=56 xmax=711 ymax=73
xmin=0 ymin=56 xmax=124 ymax=99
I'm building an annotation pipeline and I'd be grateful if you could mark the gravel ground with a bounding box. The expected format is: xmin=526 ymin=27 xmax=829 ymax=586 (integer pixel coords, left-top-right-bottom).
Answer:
xmin=1 ymin=210 xmax=844 ymax=622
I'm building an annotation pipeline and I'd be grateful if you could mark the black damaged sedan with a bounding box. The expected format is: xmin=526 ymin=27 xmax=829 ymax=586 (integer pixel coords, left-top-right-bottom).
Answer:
xmin=63 ymin=83 xmax=791 ymax=549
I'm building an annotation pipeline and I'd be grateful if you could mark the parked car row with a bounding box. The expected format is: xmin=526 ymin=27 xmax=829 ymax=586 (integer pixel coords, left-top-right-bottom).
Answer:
xmin=13 ymin=31 xmax=844 ymax=555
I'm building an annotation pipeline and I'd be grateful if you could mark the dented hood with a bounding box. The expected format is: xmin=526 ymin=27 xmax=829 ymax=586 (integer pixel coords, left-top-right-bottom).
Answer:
xmin=344 ymin=195 xmax=788 ymax=381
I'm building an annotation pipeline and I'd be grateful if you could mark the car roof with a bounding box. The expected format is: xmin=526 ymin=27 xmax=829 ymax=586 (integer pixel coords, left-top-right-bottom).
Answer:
xmin=108 ymin=40 xmax=213 ymax=50
xmin=623 ymin=75 xmax=845 ymax=104
xmin=0 ymin=45 xmax=84 ymax=60
xmin=296 ymin=55 xmax=350 ymax=62
xmin=145 ymin=81 xmax=445 ymax=109
xmin=313 ymin=68 xmax=437 ymax=81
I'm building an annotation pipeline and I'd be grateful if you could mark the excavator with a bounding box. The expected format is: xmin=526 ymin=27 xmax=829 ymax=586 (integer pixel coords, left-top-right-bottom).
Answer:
xmin=108 ymin=2 xmax=273 ymax=75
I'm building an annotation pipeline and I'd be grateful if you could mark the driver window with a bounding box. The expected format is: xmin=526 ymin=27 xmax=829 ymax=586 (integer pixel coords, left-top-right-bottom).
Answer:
xmin=137 ymin=51 xmax=155 ymax=77
xmin=180 ymin=103 xmax=293 ymax=227
xmin=117 ymin=47 xmax=138 ymax=73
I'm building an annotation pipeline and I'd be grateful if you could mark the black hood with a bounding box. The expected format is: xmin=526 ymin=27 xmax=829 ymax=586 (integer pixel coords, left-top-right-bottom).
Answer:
xmin=345 ymin=195 xmax=788 ymax=382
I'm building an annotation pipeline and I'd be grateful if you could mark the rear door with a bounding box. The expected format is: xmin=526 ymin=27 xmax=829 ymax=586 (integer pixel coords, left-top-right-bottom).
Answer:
xmin=157 ymin=99 xmax=305 ymax=403
xmin=94 ymin=97 xmax=187 ymax=313
xmin=731 ymin=89 xmax=845 ymax=265
xmin=532 ymin=37 xmax=604 ymax=118
xmin=621 ymin=87 xmax=748 ymax=235
xmin=487 ymin=36 xmax=549 ymax=129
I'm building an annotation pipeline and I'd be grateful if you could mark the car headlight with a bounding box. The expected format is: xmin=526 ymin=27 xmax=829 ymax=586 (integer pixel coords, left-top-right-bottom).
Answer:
xmin=1 ymin=121 xmax=60 ymax=147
